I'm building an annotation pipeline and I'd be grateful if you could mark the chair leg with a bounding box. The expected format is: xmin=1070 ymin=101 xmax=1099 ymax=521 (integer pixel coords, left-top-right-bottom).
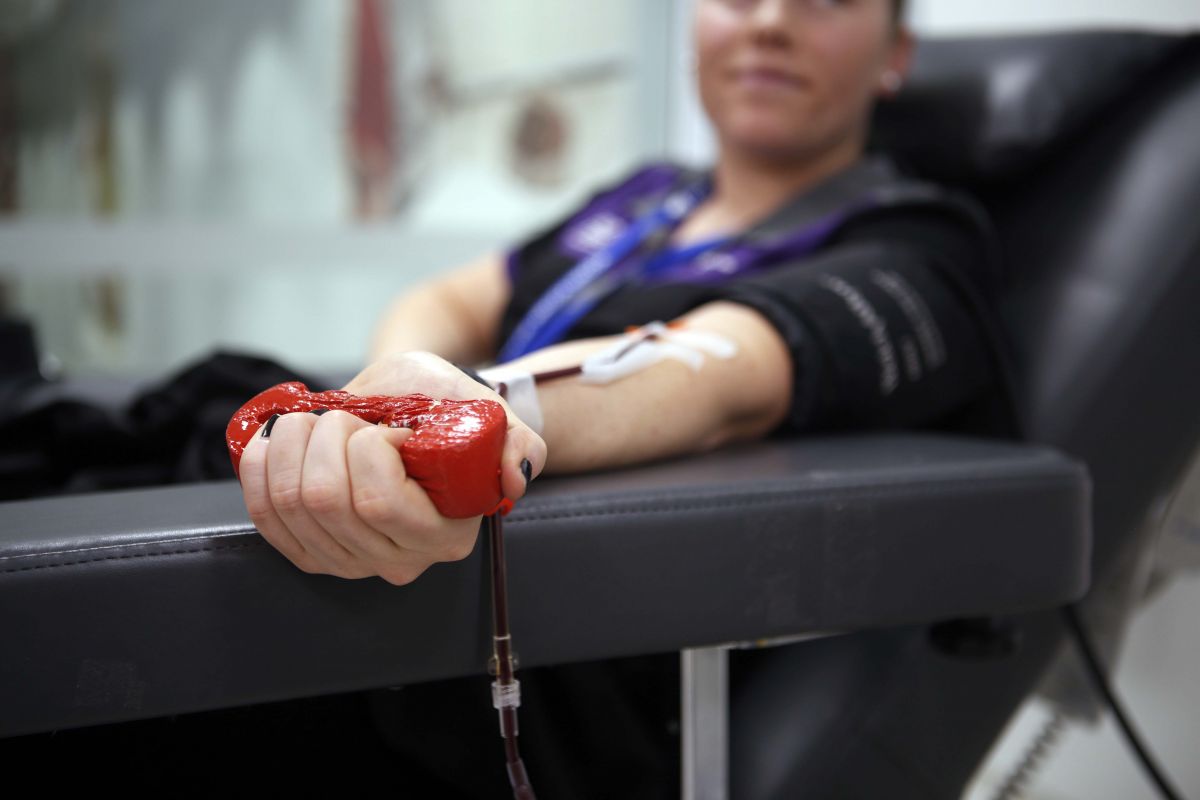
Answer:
xmin=681 ymin=645 xmax=730 ymax=800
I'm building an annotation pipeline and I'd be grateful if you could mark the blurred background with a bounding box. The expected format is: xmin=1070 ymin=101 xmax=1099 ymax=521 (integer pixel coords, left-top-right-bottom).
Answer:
xmin=0 ymin=0 xmax=668 ymax=375
xmin=3 ymin=0 xmax=1199 ymax=378
xmin=2 ymin=3 xmax=1199 ymax=797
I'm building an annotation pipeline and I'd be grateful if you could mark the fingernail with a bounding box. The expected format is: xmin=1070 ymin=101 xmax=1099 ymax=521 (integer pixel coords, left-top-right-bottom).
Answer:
xmin=520 ymin=458 xmax=533 ymax=487
xmin=309 ymin=408 xmax=330 ymax=416
xmin=260 ymin=414 xmax=281 ymax=438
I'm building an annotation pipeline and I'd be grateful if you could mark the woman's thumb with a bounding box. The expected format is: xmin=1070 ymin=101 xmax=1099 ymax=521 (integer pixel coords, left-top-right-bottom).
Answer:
xmin=378 ymin=424 xmax=417 ymax=450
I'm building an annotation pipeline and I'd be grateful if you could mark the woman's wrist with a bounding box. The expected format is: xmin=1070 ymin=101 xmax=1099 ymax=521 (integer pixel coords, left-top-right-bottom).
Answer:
xmin=454 ymin=362 xmax=545 ymax=435
xmin=479 ymin=366 xmax=544 ymax=435
xmin=455 ymin=363 xmax=494 ymax=390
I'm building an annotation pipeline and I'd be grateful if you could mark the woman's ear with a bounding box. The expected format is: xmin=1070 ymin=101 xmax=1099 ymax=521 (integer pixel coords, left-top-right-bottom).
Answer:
xmin=878 ymin=25 xmax=915 ymax=98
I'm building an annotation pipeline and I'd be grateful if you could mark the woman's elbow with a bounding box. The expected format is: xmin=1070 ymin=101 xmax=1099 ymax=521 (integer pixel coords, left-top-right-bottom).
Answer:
xmin=677 ymin=300 xmax=795 ymax=451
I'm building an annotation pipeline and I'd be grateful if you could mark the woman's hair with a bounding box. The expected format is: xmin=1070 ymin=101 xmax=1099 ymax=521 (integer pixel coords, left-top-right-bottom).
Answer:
xmin=893 ymin=0 xmax=908 ymax=23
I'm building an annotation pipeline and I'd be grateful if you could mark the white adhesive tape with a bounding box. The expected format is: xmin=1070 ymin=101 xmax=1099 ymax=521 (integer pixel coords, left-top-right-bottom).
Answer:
xmin=477 ymin=366 xmax=544 ymax=434
xmin=578 ymin=320 xmax=738 ymax=384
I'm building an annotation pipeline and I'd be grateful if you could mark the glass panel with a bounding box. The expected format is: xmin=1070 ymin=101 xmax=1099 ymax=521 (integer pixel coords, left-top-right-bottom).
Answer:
xmin=0 ymin=0 xmax=670 ymax=373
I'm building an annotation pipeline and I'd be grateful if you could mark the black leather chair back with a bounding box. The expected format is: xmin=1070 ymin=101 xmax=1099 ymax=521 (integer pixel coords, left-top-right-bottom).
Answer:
xmin=874 ymin=30 xmax=1200 ymax=580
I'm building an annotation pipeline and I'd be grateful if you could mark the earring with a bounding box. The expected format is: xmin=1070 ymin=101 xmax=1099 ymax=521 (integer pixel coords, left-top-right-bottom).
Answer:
xmin=880 ymin=70 xmax=903 ymax=94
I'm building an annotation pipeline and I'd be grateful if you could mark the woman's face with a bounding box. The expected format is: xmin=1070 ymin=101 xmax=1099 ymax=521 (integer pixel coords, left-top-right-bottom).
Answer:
xmin=693 ymin=0 xmax=911 ymax=163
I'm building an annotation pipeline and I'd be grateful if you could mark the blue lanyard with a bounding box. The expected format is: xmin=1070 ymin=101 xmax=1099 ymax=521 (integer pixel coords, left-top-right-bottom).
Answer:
xmin=637 ymin=231 xmax=732 ymax=280
xmin=496 ymin=181 xmax=725 ymax=363
xmin=496 ymin=175 xmax=886 ymax=364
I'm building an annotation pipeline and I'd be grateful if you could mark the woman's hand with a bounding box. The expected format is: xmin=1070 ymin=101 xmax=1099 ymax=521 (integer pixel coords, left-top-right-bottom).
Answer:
xmin=237 ymin=351 xmax=547 ymax=586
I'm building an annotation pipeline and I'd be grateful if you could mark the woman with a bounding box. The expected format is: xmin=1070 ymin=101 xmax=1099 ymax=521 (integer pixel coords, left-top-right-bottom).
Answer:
xmin=239 ymin=0 xmax=1018 ymax=796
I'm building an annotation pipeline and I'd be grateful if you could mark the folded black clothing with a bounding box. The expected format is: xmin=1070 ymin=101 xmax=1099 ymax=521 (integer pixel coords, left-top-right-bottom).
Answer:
xmin=0 ymin=350 xmax=325 ymax=502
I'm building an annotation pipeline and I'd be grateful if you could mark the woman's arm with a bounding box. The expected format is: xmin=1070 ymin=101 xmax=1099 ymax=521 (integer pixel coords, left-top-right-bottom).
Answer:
xmin=491 ymin=299 xmax=794 ymax=474
xmin=368 ymin=252 xmax=511 ymax=365
xmin=237 ymin=299 xmax=792 ymax=585
xmin=349 ymin=297 xmax=793 ymax=476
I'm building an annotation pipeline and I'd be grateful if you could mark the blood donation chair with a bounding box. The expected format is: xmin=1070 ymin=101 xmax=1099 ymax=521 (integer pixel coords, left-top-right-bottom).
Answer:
xmin=728 ymin=28 xmax=1200 ymax=799
xmin=2 ymin=29 xmax=1199 ymax=800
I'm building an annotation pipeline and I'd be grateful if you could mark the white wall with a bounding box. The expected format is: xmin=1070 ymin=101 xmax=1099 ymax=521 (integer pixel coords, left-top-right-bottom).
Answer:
xmin=912 ymin=0 xmax=1200 ymax=34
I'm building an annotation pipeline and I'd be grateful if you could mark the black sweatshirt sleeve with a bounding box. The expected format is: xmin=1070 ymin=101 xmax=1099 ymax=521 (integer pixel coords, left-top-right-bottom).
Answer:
xmin=688 ymin=206 xmax=1012 ymax=436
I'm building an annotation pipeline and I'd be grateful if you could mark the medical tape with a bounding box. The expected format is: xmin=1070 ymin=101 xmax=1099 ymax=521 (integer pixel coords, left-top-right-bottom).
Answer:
xmin=477 ymin=365 xmax=544 ymax=434
xmin=478 ymin=321 xmax=738 ymax=426
xmin=577 ymin=320 xmax=739 ymax=384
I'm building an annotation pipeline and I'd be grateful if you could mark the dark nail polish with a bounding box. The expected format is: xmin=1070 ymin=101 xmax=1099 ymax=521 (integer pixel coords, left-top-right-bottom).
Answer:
xmin=309 ymin=408 xmax=330 ymax=416
xmin=520 ymin=458 xmax=533 ymax=487
xmin=261 ymin=414 xmax=281 ymax=438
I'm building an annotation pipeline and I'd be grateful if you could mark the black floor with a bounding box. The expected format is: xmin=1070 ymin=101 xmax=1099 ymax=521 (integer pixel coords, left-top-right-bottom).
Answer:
xmin=2 ymin=689 xmax=477 ymax=797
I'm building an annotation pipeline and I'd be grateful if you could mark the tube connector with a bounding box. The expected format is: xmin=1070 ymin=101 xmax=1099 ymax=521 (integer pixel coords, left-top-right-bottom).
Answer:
xmin=492 ymin=678 xmax=521 ymax=710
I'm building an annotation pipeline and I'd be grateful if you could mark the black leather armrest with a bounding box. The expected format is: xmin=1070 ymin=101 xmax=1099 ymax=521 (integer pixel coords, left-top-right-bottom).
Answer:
xmin=0 ymin=433 xmax=1090 ymax=737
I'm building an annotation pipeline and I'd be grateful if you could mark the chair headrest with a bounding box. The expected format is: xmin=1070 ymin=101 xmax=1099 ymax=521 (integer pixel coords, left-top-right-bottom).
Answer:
xmin=869 ymin=30 xmax=1188 ymax=184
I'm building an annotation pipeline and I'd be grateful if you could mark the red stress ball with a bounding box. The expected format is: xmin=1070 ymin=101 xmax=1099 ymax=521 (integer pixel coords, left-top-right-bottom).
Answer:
xmin=226 ymin=382 xmax=514 ymax=519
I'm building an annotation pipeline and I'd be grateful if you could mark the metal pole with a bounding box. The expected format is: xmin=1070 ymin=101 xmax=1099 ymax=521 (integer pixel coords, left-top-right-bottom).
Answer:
xmin=681 ymin=645 xmax=729 ymax=800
